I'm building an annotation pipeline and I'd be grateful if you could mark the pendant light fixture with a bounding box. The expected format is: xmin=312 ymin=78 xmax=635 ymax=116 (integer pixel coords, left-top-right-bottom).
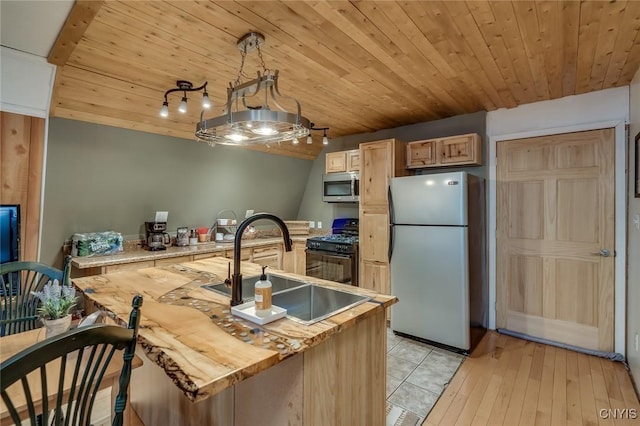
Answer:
xmin=160 ymin=80 xmax=210 ymax=117
xmin=195 ymin=32 xmax=311 ymax=146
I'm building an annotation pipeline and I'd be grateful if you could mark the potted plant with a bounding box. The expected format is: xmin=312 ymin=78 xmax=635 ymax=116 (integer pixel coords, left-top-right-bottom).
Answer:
xmin=32 ymin=279 xmax=78 ymax=338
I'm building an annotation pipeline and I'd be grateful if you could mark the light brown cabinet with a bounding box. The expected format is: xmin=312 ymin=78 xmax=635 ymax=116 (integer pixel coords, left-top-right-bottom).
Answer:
xmin=406 ymin=133 xmax=482 ymax=169
xmin=358 ymin=138 xmax=407 ymax=295
xmin=250 ymin=244 xmax=281 ymax=269
xmin=325 ymin=149 xmax=360 ymax=173
xmin=155 ymin=255 xmax=192 ymax=267
xmin=103 ymin=260 xmax=155 ymax=273
xmin=282 ymin=241 xmax=307 ymax=275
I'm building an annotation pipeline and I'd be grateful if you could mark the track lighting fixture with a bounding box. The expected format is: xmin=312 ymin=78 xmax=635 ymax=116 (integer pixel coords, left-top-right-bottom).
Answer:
xmin=305 ymin=125 xmax=329 ymax=146
xmin=160 ymin=80 xmax=210 ymax=118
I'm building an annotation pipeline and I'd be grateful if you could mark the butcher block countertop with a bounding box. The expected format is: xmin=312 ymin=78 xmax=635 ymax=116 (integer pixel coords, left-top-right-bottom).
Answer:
xmin=72 ymin=256 xmax=397 ymax=403
xmin=71 ymin=236 xmax=310 ymax=269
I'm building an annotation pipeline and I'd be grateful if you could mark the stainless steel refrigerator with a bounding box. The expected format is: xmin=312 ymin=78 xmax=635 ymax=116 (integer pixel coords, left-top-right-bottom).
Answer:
xmin=389 ymin=171 xmax=487 ymax=353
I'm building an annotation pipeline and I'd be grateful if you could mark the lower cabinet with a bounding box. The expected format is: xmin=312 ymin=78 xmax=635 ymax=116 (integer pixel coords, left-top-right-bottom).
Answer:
xmin=155 ymin=255 xmax=192 ymax=267
xmin=282 ymin=242 xmax=307 ymax=275
xmin=103 ymin=260 xmax=155 ymax=274
xmin=76 ymin=242 xmax=291 ymax=276
xmin=193 ymin=252 xmax=226 ymax=261
xmin=250 ymin=244 xmax=281 ymax=269
xmin=360 ymin=261 xmax=389 ymax=295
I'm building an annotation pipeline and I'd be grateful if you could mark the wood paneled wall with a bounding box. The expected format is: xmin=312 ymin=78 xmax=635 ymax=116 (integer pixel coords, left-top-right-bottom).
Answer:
xmin=0 ymin=112 xmax=45 ymax=261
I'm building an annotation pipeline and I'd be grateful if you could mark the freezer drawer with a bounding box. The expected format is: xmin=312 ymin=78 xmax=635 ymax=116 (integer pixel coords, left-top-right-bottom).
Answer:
xmin=390 ymin=225 xmax=470 ymax=350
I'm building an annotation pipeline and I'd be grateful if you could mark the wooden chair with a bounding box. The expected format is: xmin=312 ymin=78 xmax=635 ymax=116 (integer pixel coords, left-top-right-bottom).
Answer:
xmin=1 ymin=294 xmax=143 ymax=426
xmin=0 ymin=255 xmax=72 ymax=336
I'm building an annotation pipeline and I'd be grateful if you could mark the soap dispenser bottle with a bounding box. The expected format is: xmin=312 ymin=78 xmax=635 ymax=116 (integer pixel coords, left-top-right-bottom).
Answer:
xmin=254 ymin=265 xmax=272 ymax=317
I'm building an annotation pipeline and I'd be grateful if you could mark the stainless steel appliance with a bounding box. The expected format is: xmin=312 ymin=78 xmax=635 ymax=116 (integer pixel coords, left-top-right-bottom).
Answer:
xmin=305 ymin=218 xmax=359 ymax=285
xmin=145 ymin=221 xmax=170 ymax=251
xmin=322 ymin=172 xmax=359 ymax=203
xmin=389 ymin=172 xmax=486 ymax=354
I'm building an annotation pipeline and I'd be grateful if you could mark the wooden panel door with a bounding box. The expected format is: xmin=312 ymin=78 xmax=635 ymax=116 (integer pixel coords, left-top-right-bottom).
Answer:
xmin=0 ymin=112 xmax=45 ymax=262
xmin=496 ymin=128 xmax=615 ymax=351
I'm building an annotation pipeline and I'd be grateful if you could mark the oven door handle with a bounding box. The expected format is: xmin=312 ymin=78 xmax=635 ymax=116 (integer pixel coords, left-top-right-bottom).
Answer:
xmin=305 ymin=249 xmax=353 ymax=259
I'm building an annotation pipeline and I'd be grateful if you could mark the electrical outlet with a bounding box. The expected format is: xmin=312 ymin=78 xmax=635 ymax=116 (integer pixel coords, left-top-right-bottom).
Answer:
xmin=309 ymin=221 xmax=315 ymax=228
xmin=245 ymin=209 xmax=254 ymax=218
xmin=635 ymin=333 xmax=639 ymax=352
xmin=317 ymin=221 xmax=322 ymax=229
xmin=633 ymin=214 xmax=640 ymax=231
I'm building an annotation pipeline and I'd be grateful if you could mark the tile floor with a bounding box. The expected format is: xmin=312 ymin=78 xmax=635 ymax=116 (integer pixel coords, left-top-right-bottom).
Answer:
xmin=385 ymin=328 xmax=465 ymax=426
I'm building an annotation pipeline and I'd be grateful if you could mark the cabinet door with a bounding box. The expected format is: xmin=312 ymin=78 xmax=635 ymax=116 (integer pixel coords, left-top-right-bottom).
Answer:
xmin=225 ymin=249 xmax=251 ymax=261
xmin=282 ymin=242 xmax=307 ymax=275
xmin=294 ymin=243 xmax=307 ymax=275
xmin=406 ymin=139 xmax=436 ymax=168
xmin=251 ymin=244 xmax=281 ymax=269
xmin=359 ymin=210 xmax=389 ymax=263
xmin=360 ymin=141 xmax=393 ymax=207
xmin=438 ymin=133 xmax=481 ymax=165
xmin=325 ymin=151 xmax=347 ymax=173
xmin=359 ymin=260 xmax=389 ymax=294
xmin=346 ymin=149 xmax=360 ymax=172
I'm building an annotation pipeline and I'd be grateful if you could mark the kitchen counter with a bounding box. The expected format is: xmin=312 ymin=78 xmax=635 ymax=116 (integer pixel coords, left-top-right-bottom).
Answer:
xmin=70 ymin=236 xmax=311 ymax=270
xmin=72 ymin=256 xmax=396 ymax=425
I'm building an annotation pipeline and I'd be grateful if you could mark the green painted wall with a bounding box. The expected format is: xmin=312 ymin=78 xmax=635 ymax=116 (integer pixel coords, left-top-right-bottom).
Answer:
xmin=296 ymin=111 xmax=487 ymax=228
xmin=41 ymin=118 xmax=312 ymax=267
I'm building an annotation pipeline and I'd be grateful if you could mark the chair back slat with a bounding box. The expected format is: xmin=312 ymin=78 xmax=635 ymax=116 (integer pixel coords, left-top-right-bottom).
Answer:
xmin=0 ymin=390 xmax=21 ymax=423
xmin=1 ymin=295 xmax=143 ymax=426
xmin=0 ymin=257 xmax=71 ymax=337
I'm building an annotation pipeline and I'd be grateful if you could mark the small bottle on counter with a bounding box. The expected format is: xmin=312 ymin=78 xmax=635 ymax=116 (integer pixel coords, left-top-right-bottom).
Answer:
xmin=189 ymin=229 xmax=198 ymax=246
xmin=254 ymin=265 xmax=272 ymax=317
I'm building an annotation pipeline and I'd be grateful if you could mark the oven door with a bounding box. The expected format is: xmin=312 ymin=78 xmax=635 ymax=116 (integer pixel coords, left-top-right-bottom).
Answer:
xmin=305 ymin=249 xmax=357 ymax=286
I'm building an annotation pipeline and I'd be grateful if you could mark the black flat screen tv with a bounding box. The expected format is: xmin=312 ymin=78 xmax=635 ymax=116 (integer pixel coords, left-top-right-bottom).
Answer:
xmin=0 ymin=204 xmax=20 ymax=264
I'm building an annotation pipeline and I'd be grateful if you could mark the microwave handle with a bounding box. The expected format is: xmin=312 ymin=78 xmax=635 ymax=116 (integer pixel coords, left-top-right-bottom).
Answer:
xmin=351 ymin=176 xmax=356 ymax=197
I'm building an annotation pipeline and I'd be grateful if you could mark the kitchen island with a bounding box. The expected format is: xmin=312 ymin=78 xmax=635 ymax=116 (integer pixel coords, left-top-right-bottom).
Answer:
xmin=72 ymin=256 xmax=396 ymax=425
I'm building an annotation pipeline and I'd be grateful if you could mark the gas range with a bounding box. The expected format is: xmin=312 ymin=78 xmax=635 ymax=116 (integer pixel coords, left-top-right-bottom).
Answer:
xmin=306 ymin=218 xmax=359 ymax=254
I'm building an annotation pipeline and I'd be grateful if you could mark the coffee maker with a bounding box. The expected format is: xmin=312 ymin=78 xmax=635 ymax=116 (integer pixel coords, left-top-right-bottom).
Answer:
xmin=145 ymin=221 xmax=170 ymax=251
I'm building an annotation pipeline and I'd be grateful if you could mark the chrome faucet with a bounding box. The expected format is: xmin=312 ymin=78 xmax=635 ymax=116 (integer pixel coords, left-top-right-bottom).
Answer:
xmin=231 ymin=213 xmax=292 ymax=306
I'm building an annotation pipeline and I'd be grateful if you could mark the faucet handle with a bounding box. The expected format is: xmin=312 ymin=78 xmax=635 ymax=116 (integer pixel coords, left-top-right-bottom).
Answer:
xmin=224 ymin=261 xmax=232 ymax=287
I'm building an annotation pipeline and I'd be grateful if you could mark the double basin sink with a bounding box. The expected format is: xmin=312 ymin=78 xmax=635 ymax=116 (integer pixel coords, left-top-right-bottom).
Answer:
xmin=202 ymin=274 xmax=371 ymax=325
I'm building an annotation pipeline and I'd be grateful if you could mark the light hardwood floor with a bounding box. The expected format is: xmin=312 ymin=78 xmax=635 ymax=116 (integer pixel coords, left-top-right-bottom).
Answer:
xmin=424 ymin=331 xmax=640 ymax=425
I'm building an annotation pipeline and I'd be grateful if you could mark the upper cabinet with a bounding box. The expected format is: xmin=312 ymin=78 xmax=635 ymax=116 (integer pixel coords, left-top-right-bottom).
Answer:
xmin=325 ymin=149 xmax=360 ymax=173
xmin=406 ymin=133 xmax=482 ymax=169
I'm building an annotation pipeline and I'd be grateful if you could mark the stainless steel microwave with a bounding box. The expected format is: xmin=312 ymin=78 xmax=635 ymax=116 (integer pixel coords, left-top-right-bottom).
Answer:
xmin=322 ymin=172 xmax=359 ymax=203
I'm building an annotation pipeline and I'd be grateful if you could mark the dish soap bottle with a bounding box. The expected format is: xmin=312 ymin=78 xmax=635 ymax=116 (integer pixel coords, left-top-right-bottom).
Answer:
xmin=254 ymin=265 xmax=272 ymax=317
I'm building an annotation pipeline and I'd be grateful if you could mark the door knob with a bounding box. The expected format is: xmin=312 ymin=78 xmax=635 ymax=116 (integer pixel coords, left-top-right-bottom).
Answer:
xmin=590 ymin=249 xmax=611 ymax=257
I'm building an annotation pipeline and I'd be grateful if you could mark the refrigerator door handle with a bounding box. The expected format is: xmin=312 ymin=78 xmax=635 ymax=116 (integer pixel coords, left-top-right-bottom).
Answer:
xmin=388 ymin=186 xmax=395 ymax=262
xmin=389 ymin=224 xmax=395 ymax=261
xmin=388 ymin=186 xmax=395 ymax=225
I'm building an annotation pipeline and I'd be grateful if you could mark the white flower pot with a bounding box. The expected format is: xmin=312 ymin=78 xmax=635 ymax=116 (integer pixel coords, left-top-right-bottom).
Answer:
xmin=43 ymin=315 xmax=72 ymax=339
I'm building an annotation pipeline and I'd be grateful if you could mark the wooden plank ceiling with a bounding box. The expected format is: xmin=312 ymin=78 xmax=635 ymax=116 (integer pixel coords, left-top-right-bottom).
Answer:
xmin=48 ymin=0 xmax=640 ymax=160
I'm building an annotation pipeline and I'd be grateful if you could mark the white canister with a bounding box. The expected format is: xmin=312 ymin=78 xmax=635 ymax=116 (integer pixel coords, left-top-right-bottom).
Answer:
xmin=215 ymin=232 xmax=224 ymax=241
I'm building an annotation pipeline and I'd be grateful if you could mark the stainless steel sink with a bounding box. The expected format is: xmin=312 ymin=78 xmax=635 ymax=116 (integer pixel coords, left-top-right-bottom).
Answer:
xmin=201 ymin=273 xmax=307 ymax=301
xmin=272 ymin=284 xmax=372 ymax=325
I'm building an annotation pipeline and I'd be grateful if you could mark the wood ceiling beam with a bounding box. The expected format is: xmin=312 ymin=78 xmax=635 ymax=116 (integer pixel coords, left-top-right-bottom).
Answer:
xmin=48 ymin=0 xmax=104 ymax=66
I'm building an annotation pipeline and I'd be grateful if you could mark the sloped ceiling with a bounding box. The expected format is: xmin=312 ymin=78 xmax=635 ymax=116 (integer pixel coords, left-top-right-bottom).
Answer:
xmin=38 ymin=1 xmax=640 ymax=159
